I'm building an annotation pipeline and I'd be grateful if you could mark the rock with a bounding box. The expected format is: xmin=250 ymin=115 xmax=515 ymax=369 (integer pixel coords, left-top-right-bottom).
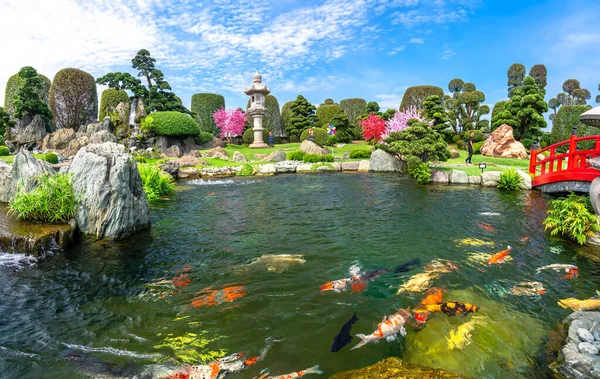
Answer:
xmin=296 ymin=163 xmax=312 ymax=173
xmin=449 ymin=169 xmax=469 ymax=184
xmin=253 ymin=154 xmax=268 ymax=160
xmin=594 ymin=329 xmax=600 ymax=341
xmin=177 ymin=155 xmax=200 ymax=167
xmin=329 ymin=357 xmax=472 ymax=379
xmin=516 ymin=169 xmax=532 ymax=190
xmin=299 ymin=140 xmax=329 ymax=156
xmin=480 ymin=124 xmax=528 ymax=159
xmin=64 ymin=136 xmax=89 ymax=156
xmin=579 ymin=328 xmax=596 ymax=343
xmin=369 ymin=150 xmax=406 ymax=172
xmin=5 ymin=141 xmax=16 ymax=153
xmin=156 ymin=136 xmax=184 ymax=158
xmin=200 ymin=167 xmax=235 ymax=177
xmin=182 ymin=136 xmax=199 ymax=154
xmin=166 ymin=145 xmax=183 ymax=158
xmin=342 ymin=161 xmax=359 ymax=171
xmin=199 ymin=137 xmax=225 ymax=149
xmin=232 ymin=151 xmax=248 ymax=162
xmin=16 ymin=114 xmax=47 ymax=143
xmin=331 ymin=162 xmax=342 ymax=171
xmin=89 ymin=130 xmax=118 ymax=144
xmin=275 ymin=161 xmax=297 ymax=173
xmin=189 ymin=150 xmax=201 ymax=158
xmin=579 ymin=342 xmax=599 ymax=355
xmin=358 ymin=160 xmax=370 ymax=172
xmin=134 ymin=97 xmax=146 ymax=121
xmin=0 ymin=161 xmax=13 ymax=203
xmin=481 ymin=171 xmax=501 ymax=187
xmin=315 ymin=164 xmax=334 ymax=172
xmin=262 ymin=151 xmax=286 ymax=162
xmin=343 ymin=151 xmax=350 ymax=160
xmin=159 ymin=160 xmax=180 ymax=178
xmin=431 ymin=170 xmax=449 ymax=184
xmin=69 ymin=142 xmax=150 ymax=239
xmin=58 ymin=164 xmax=71 ymax=174
xmin=468 ymin=175 xmax=482 ymax=185
xmin=177 ymin=167 xmax=199 ymax=179
xmin=450 ymin=149 xmax=460 ymax=159
xmin=41 ymin=128 xmax=76 ymax=151
xmin=79 ymin=118 xmax=114 ymax=134
xmin=0 ymin=150 xmax=54 ymax=203
xmin=257 ymin=164 xmax=276 ymax=176
xmin=590 ymin=176 xmax=600 ymax=217
xmin=203 ymin=147 xmax=229 ymax=159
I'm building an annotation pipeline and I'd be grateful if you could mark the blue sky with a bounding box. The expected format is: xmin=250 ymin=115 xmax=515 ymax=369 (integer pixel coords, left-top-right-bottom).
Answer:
xmin=1 ymin=0 xmax=599 ymax=125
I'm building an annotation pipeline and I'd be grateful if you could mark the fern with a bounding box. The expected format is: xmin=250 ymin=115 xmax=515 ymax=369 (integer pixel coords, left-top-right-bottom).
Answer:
xmin=543 ymin=193 xmax=599 ymax=245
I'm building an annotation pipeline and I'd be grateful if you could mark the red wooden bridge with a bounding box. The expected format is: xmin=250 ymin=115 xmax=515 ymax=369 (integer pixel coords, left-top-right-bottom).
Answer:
xmin=529 ymin=135 xmax=600 ymax=192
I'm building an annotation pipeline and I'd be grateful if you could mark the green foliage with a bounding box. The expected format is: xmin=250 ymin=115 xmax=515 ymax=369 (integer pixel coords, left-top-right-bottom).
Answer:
xmin=316 ymin=104 xmax=345 ymax=128
xmin=300 ymin=127 xmax=328 ymax=146
xmin=246 ymin=95 xmax=282 ymax=136
xmin=0 ymin=146 xmax=9 ymax=156
xmin=325 ymin=136 xmax=338 ymax=146
xmin=470 ymin=130 xmax=484 ymax=142
xmin=99 ymin=88 xmax=129 ymax=120
xmin=287 ymin=150 xmax=305 ymax=161
xmin=8 ymin=173 xmax=77 ymax=223
xmin=286 ymin=95 xmax=317 ymax=139
xmin=310 ymin=163 xmax=334 ymax=172
xmin=138 ymin=164 xmax=175 ymax=202
xmin=456 ymin=139 xmax=465 ymax=150
xmin=329 ymin=113 xmax=352 ymax=143
xmin=497 ymin=169 xmax=523 ymax=191
xmin=444 ymin=80 xmax=489 ymax=132
xmin=242 ymin=128 xmax=269 ymax=145
xmin=322 ymin=98 xmax=336 ymax=105
xmin=507 ymin=63 xmax=526 ymax=97
xmin=349 ymin=149 xmax=372 ymax=159
xmin=195 ymin=131 xmax=214 ymax=146
xmin=134 ymin=156 xmax=147 ymax=164
xmin=550 ymin=105 xmax=595 ymax=148
xmin=407 ymin=161 xmax=431 ymax=184
xmin=4 ymin=71 xmax=50 ymax=118
xmin=385 ymin=119 xmax=451 ymax=163
xmin=473 ymin=141 xmax=484 ymax=154
xmin=191 ymin=93 xmax=225 ymax=135
xmin=340 ymin=98 xmax=366 ymax=126
xmin=400 ymin=85 xmax=444 ymax=110
xmin=96 ymin=72 xmax=146 ymax=97
xmin=13 ymin=67 xmax=53 ymax=126
xmin=491 ymin=100 xmax=507 ymax=119
xmin=280 ymin=101 xmax=293 ymax=135
xmin=529 ymin=64 xmax=547 ymax=93
xmin=491 ymin=76 xmax=547 ymax=140
xmin=544 ymin=193 xmax=600 ymax=245
xmin=303 ymin=154 xmax=334 ymax=163
xmin=422 ymin=95 xmax=449 ymax=132
xmin=43 ymin=152 xmax=58 ymax=164
xmin=141 ymin=112 xmax=201 ymax=137
xmin=237 ymin=163 xmax=254 ymax=177
xmin=0 ymin=106 xmax=15 ymax=139
xmin=49 ymin=68 xmax=97 ymax=130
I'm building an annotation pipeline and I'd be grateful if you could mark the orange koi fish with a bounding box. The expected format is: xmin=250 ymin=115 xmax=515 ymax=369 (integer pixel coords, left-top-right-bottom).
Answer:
xmin=172 ymin=274 xmax=191 ymax=288
xmin=254 ymin=365 xmax=323 ymax=379
xmin=350 ymin=310 xmax=411 ymax=350
xmin=423 ymin=301 xmax=479 ymax=316
xmin=414 ymin=288 xmax=443 ymax=324
xmin=520 ymin=236 xmax=530 ymax=243
xmin=191 ymin=286 xmax=247 ymax=307
xmin=488 ymin=246 xmax=511 ymax=264
xmin=477 ymin=222 xmax=495 ymax=231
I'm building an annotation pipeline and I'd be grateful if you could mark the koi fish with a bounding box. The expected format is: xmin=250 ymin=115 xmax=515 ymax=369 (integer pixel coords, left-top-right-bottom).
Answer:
xmin=254 ymin=365 xmax=323 ymax=379
xmin=558 ymin=297 xmax=600 ymax=311
xmin=509 ymin=281 xmax=546 ymax=296
xmin=414 ymin=288 xmax=443 ymax=324
xmin=455 ymin=238 xmax=495 ymax=247
xmin=488 ymin=246 xmax=511 ymax=264
xmin=173 ymin=273 xmax=191 ymax=288
xmin=536 ymin=264 xmax=578 ymax=279
xmin=393 ymin=258 xmax=421 ymax=273
xmin=477 ymin=222 xmax=495 ymax=231
xmin=320 ymin=277 xmax=359 ymax=293
xmin=422 ymin=301 xmax=479 ymax=316
xmin=446 ymin=316 xmax=487 ymax=350
xmin=424 ymin=259 xmax=458 ymax=273
xmin=480 ymin=212 xmax=501 ymax=216
xmin=191 ymin=286 xmax=247 ymax=307
xmin=322 ymin=260 xmax=419 ymax=294
xmin=350 ymin=310 xmax=410 ymax=350
xmin=331 ymin=313 xmax=358 ymax=352
xmin=520 ymin=236 xmax=530 ymax=243
xmin=397 ymin=272 xmax=439 ymax=294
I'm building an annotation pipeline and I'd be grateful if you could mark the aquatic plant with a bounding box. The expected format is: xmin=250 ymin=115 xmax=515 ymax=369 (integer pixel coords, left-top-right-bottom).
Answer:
xmin=543 ymin=193 xmax=599 ymax=245
xmin=154 ymin=331 xmax=227 ymax=364
xmin=237 ymin=164 xmax=253 ymax=177
xmin=407 ymin=162 xmax=431 ymax=184
xmin=8 ymin=173 xmax=77 ymax=223
xmin=497 ymin=168 xmax=523 ymax=191
xmin=138 ymin=164 xmax=175 ymax=202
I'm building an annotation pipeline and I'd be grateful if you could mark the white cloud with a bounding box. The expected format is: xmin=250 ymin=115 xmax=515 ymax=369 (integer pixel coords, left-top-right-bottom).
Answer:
xmin=409 ymin=38 xmax=424 ymax=44
xmin=442 ymin=45 xmax=456 ymax=60
xmin=375 ymin=93 xmax=404 ymax=109
xmin=388 ymin=45 xmax=407 ymax=55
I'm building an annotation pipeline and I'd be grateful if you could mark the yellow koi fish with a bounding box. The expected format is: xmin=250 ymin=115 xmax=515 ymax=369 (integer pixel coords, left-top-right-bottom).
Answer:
xmin=455 ymin=238 xmax=495 ymax=247
xmin=447 ymin=316 xmax=487 ymax=350
xmin=558 ymin=297 xmax=600 ymax=311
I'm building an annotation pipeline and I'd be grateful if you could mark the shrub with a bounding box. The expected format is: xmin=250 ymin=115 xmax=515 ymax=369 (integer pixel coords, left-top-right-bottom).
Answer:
xmin=452 ymin=134 xmax=461 ymax=143
xmin=471 ymin=130 xmax=485 ymax=142
xmin=191 ymin=93 xmax=225 ymax=135
xmin=138 ymin=164 xmax=175 ymax=202
xmin=550 ymin=105 xmax=595 ymax=148
xmin=456 ymin=139 xmax=465 ymax=150
xmin=303 ymin=154 xmax=334 ymax=163
xmin=300 ymin=127 xmax=328 ymax=146
xmin=134 ymin=156 xmax=147 ymax=164
xmin=522 ymin=138 xmax=533 ymax=150
xmin=237 ymin=164 xmax=254 ymax=177
xmin=8 ymin=173 xmax=77 ymax=223
xmin=473 ymin=141 xmax=484 ymax=155
xmin=0 ymin=135 xmax=5 ymax=146
xmin=316 ymin=104 xmax=345 ymax=128
xmin=142 ymin=112 xmax=200 ymax=137
xmin=287 ymin=150 xmax=305 ymax=161
xmin=407 ymin=162 xmax=431 ymax=184
xmin=242 ymin=128 xmax=270 ymax=145
xmin=340 ymin=98 xmax=367 ymax=126
xmin=349 ymin=149 xmax=372 ymax=159
xmin=195 ymin=131 xmax=214 ymax=146
xmin=44 ymin=152 xmax=58 ymax=164
xmin=399 ymin=85 xmax=444 ymax=110
xmin=544 ymin=193 xmax=600 ymax=245
xmin=280 ymin=101 xmax=293 ymax=135
xmin=0 ymin=146 xmax=9 ymax=156
xmin=310 ymin=163 xmax=334 ymax=172
xmin=49 ymin=68 xmax=97 ymax=130
xmin=4 ymin=71 xmax=51 ymax=117
xmin=325 ymin=136 xmax=338 ymax=146
xmin=497 ymin=168 xmax=523 ymax=191
xmin=99 ymin=88 xmax=129 ymax=120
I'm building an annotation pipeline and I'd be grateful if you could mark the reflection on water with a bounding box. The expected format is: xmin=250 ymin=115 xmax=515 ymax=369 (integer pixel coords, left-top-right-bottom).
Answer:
xmin=1 ymin=173 xmax=600 ymax=378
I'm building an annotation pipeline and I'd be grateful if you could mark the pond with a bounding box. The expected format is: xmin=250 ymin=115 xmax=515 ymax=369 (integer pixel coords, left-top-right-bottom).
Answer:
xmin=1 ymin=173 xmax=600 ymax=378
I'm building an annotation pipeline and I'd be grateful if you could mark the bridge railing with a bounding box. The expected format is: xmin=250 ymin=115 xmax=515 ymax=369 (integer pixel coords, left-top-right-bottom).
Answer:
xmin=529 ymin=135 xmax=600 ymax=187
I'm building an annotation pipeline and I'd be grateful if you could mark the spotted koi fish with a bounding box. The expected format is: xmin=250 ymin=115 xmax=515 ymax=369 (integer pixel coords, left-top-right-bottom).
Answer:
xmin=254 ymin=365 xmax=323 ymax=379
xmin=558 ymin=297 xmax=600 ymax=311
xmin=536 ymin=264 xmax=579 ymax=279
xmin=477 ymin=222 xmax=495 ymax=231
xmin=488 ymin=246 xmax=511 ymax=264
xmin=422 ymin=301 xmax=479 ymax=316
xmin=414 ymin=288 xmax=443 ymax=324
xmin=509 ymin=281 xmax=546 ymax=296
xmin=350 ymin=310 xmax=410 ymax=350
xmin=191 ymin=286 xmax=247 ymax=307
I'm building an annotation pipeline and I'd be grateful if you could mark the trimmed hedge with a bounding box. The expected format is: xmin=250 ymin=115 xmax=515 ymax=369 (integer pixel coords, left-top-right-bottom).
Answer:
xmin=349 ymin=149 xmax=372 ymax=159
xmin=300 ymin=127 xmax=328 ymax=146
xmin=195 ymin=131 xmax=214 ymax=146
xmin=44 ymin=152 xmax=58 ymax=164
xmin=473 ymin=141 xmax=484 ymax=154
xmin=49 ymin=68 xmax=97 ymax=130
xmin=4 ymin=72 xmax=50 ymax=117
xmin=99 ymin=88 xmax=129 ymax=120
xmin=242 ymin=128 xmax=270 ymax=145
xmin=0 ymin=146 xmax=9 ymax=156
xmin=316 ymin=104 xmax=345 ymax=128
xmin=288 ymin=150 xmax=305 ymax=161
xmin=142 ymin=111 xmax=201 ymax=137
xmin=400 ymin=85 xmax=444 ymax=110
xmin=190 ymin=93 xmax=225 ymax=136
xmin=340 ymin=98 xmax=366 ymax=125
xmin=303 ymin=154 xmax=334 ymax=163
xmin=280 ymin=101 xmax=293 ymax=135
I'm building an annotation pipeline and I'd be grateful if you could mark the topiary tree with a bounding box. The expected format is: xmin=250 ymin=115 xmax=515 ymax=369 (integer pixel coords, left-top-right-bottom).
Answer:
xmin=99 ymin=88 xmax=129 ymax=120
xmin=49 ymin=68 xmax=97 ymax=130
xmin=550 ymin=105 xmax=596 ymax=146
xmin=491 ymin=100 xmax=507 ymax=120
xmin=400 ymin=85 xmax=444 ymax=110
xmin=246 ymin=95 xmax=282 ymax=136
xmin=0 ymin=106 xmax=15 ymax=142
xmin=4 ymin=71 xmax=51 ymax=118
xmin=280 ymin=101 xmax=293 ymax=136
xmin=385 ymin=118 xmax=450 ymax=163
xmin=528 ymin=64 xmax=547 ymax=94
xmin=596 ymin=83 xmax=600 ymax=104
xmin=96 ymin=72 xmax=147 ymax=97
xmin=507 ymin=63 xmax=526 ymax=98
xmin=548 ymin=98 xmax=560 ymax=120
xmin=141 ymin=111 xmax=201 ymax=137
xmin=286 ymin=95 xmax=316 ymax=140
xmin=340 ymin=98 xmax=366 ymax=126
xmin=445 ymin=80 xmax=489 ymax=132
xmin=328 ymin=113 xmax=352 ymax=143
xmin=422 ymin=95 xmax=449 ymax=133
xmin=316 ymin=104 xmax=345 ymax=128
xmin=12 ymin=67 xmax=54 ymax=132
xmin=300 ymin=127 xmax=328 ymax=146
xmin=191 ymin=93 xmax=225 ymax=136
xmin=321 ymin=98 xmax=336 ymax=105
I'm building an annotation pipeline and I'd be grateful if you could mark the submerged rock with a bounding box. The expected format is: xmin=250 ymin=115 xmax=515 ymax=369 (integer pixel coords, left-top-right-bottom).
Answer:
xmin=70 ymin=142 xmax=150 ymax=239
xmin=329 ymin=357 xmax=471 ymax=379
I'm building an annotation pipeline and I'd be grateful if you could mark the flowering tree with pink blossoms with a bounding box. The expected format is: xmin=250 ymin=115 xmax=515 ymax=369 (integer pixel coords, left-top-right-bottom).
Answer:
xmin=213 ymin=108 xmax=247 ymax=146
xmin=360 ymin=114 xmax=386 ymax=143
xmin=383 ymin=106 xmax=429 ymax=138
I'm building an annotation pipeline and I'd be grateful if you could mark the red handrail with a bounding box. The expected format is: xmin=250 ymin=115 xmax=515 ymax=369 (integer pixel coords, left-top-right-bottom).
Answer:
xmin=530 ymin=135 xmax=600 ymax=187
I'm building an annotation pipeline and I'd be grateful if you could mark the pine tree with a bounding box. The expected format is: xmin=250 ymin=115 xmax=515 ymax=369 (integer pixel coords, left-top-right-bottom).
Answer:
xmin=286 ymin=95 xmax=316 ymax=140
xmin=13 ymin=66 xmax=53 ymax=124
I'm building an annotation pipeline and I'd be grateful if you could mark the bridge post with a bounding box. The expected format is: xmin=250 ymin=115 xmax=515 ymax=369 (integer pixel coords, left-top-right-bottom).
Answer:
xmin=568 ymin=127 xmax=578 ymax=170
xmin=529 ymin=147 xmax=537 ymax=176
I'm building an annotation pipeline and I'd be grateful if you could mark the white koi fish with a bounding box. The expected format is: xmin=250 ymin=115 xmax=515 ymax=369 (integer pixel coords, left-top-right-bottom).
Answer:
xmin=350 ymin=310 xmax=409 ymax=350
xmin=254 ymin=365 xmax=323 ymax=379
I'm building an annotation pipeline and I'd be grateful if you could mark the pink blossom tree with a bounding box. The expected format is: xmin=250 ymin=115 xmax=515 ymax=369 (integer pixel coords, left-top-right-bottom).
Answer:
xmin=360 ymin=114 xmax=387 ymax=143
xmin=383 ymin=106 xmax=429 ymax=138
xmin=213 ymin=108 xmax=247 ymax=146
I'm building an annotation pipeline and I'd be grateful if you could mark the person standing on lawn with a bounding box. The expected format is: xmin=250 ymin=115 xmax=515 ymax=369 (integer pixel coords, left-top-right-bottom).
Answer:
xmin=465 ymin=131 xmax=474 ymax=164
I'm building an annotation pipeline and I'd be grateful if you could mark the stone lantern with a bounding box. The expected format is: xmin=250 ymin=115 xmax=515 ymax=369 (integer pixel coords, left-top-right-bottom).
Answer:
xmin=244 ymin=70 xmax=271 ymax=148
xmin=580 ymin=106 xmax=600 ymax=127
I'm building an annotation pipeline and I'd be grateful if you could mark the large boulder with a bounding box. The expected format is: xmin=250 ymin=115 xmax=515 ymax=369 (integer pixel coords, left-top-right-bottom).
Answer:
xmin=41 ymin=128 xmax=77 ymax=151
xmin=16 ymin=115 xmax=47 ymax=143
xmin=480 ymin=124 xmax=528 ymax=159
xmin=369 ymin=150 xmax=406 ymax=172
xmin=203 ymin=146 xmax=229 ymax=159
xmin=257 ymin=164 xmax=276 ymax=176
xmin=232 ymin=151 xmax=248 ymax=162
xmin=79 ymin=118 xmax=114 ymax=134
xmin=64 ymin=136 xmax=90 ymax=156
xmin=177 ymin=155 xmax=200 ymax=167
xmin=431 ymin=169 xmax=449 ymax=184
xmin=159 ymin=160 xmax=180 ymax=178
xmin=262 ymin=151 xmax=286 ymax=162
xmin=590 ymin=176 xmax=600 ymax=217
xmin=516 ymin=169 xmax=532 ymax=190
xmin=156 ymin=136 xmax=184 ymax=158
xmin=89 ymin=130 xmax=118 ymax=144
xmin=358 ymin=160 xmax=370 ymax=172
xmin=115 ymin=101 xmax=129 ymax=126
xmin=182 ymin=136 xmax=200 ymax=154
xmin=199 ymin=136 xmax=225 ymax=149
xmin=481 ymin=171 xmax=501 ymax=187
xmin=449 ymin=169 xmax=469 ymax=184
xmin=69 ymin=142 xmax=150 ymax=239
xmin=0 ymin=150 xmax=54 ymax=202
xmin=299 ymin=140 xmax=329 ymax=156
xmin=342 ymin=161 xmax=359 ymax=171
xmin=275 ymin=161 xmax=297 ymax=173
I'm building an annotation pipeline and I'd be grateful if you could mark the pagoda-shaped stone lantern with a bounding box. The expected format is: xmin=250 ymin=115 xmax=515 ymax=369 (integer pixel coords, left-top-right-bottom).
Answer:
xmin=244 ymin=70 xmax=271 ymax=148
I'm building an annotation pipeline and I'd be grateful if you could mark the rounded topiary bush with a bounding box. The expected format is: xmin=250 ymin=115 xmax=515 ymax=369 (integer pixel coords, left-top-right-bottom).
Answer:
xmin=99 ymin=88 xmax=129 ymax=120
xmin=316 ymin=104 xmax=345 ymax=128
xmin=142 ymin=112 xmax=201 ymax=137
xmin=0 ymin=146 xmax=9 ymax=156
xmin=473 ymin=141 xmax=484 ymax=155
xmin=287 ymin=150 xmax=305 ymax=161
xmin=349 ymin=149 xmax=372 ymax=159
xmin=190 ymin=93 xmax=225 ymax=135
xmin=4 ymin=71 xmax=51 ymax=117
xmin=242 ymin=128 xmax=269 ymax=145
xmin=456 ymin=139 xmax=465 ymax=150
xmin=195 ymin=131 xmax=214 ymax=146
xmin=49 ymin=68 xmax=97 ymax=130
xmin=300 ymin=127 xmax=328 ymax=146
xmin=44 ymin=152 xmax=58 ymax=164
xmin=472 ymin=130 xmax=485 ymax=142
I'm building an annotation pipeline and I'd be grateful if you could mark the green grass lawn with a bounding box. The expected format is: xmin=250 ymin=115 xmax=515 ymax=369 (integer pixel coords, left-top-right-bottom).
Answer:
xmin=219 ymin=141 xmax=371 ymax=161
xmin=432 ymin=145 xmax=530 ymax=175
xmin=0 ymin=154 xmax=46 ymax=164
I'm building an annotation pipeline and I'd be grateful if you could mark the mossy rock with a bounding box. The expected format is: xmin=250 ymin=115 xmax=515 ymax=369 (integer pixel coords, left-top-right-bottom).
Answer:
xmin=329 ymin=357 xmax=471 ymax=379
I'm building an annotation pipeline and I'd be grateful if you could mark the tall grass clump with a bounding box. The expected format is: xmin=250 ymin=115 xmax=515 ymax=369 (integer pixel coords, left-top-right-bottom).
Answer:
xmin=138 ymin=164 xmax=175 ymax=202
xmin=9 ymin=173 xmax=77 ymax=223
xmin=543 ymin=193 xmax=599 ymax=245
xmin=497 ymin=168 xmax=523 ymax=191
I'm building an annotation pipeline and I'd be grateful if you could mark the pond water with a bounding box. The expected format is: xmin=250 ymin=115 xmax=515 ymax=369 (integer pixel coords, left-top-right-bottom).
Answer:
xmin=1 ymin=173 xmax=600 ymax=379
